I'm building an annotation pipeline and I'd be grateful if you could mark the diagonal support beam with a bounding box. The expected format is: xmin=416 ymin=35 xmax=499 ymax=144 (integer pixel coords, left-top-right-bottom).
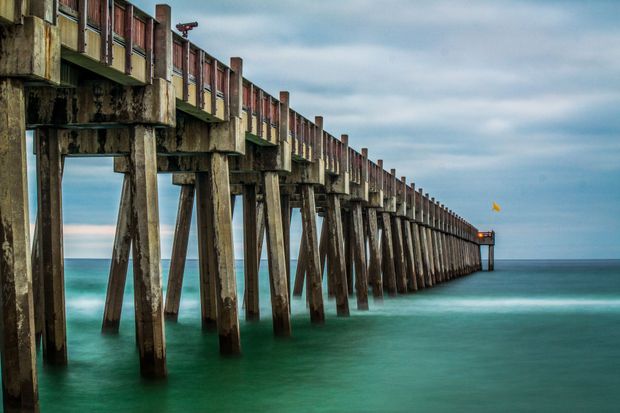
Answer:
xmin=164 ymin=183 xmax=195 ymax=320
xmin=102 ymin=173 xmax=132 ymax=332
xmin=300 ymin=184 xmax=325 ymax=323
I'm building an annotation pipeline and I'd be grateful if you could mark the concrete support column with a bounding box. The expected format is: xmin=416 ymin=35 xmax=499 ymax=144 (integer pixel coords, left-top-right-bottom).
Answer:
xmin=129 ymin=125 xmax=167 ymax=378
xmin=402 ymin=221 xmax=418 ymax=291
xmin=343 ymin=210 xmax=354 ymax=295
xmin=326 ymin=194 xmax=350 ymax=316
xmin=425 ymin=227 xmax=436 ymax=285
xmin=366 ymin=208 xmax=383 ymax=300
xmin=391 ymin=216 xmax=407 ymax=294
xmin=380 ymin=213 xmax=397 ymax=296
xmin=102 ymin=174 xmax=132 ymax=332
xmin=263 ymin=172 xmax=292 ymax=336
xmin=301 ymin=184 xmax=325 ymax=323
xmin=412 ymin=222 xmax=425 ymax=289
xmin=36 ymin=127 xmax=67 ymax=365
xmin=0 ymin=78 xmax=39 ymax=413
xmin=195 ymin=172 xmax=217 ymax=331
xmin=206 ymin=153 xmax=241 ymax=354
xmin=489 ymin=245 xmax=495 ymax=271
xmin=419 ymin=226 xmax=432 ymax=287
xmin=242 ymin=183 xmax=260 ymax=321
xmin=350 ymin=202 xmax=369 ymax=310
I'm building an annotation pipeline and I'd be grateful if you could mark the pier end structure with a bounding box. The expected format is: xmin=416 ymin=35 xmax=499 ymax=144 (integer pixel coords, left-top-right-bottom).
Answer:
xmin=477 ymin=231 xmax=496 ymax=271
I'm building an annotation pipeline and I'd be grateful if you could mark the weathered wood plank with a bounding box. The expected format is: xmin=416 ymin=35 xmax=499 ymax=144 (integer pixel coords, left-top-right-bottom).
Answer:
xmin=164 ymin=184 xmax=195 ymax=320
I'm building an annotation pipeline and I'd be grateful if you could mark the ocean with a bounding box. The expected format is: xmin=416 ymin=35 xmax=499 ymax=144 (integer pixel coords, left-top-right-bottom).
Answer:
xmin=22 ymin=259 xmax=620 ymax=412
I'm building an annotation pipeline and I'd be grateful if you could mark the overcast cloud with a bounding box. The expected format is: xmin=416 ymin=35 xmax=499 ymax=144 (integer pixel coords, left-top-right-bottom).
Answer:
xmin=28 ymin=0 xmax=620 ymax=259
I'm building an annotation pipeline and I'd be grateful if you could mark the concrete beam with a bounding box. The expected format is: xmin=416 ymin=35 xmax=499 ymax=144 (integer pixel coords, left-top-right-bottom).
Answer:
xmin=25 ymin=79 xmax=175 ymax=127
xmin=0 ymin=16 xmax=60 ymax=84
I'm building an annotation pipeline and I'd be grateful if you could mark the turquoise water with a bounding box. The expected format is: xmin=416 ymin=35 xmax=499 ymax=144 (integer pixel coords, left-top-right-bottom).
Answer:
xmin=17 ymin=260 xmax=620 ymax=412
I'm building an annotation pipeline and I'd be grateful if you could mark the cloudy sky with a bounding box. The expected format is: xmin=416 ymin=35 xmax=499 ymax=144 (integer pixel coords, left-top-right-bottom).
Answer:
xmin=28 ymin=0 xmax=620 ymax=259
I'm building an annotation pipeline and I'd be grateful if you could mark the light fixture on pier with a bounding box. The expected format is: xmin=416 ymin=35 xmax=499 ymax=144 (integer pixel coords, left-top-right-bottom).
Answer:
xmin=176 ymin=22 xmax=198 ymax=38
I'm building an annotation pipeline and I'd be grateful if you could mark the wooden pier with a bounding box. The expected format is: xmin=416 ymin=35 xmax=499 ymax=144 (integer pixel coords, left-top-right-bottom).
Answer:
xmin=0 ymin=1 xmax=491 ymax=411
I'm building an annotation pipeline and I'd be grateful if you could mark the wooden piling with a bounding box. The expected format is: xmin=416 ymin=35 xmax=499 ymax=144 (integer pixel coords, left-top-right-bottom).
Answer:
xmin=36 ymin=127 xmax=67 ymax=365
xmin=102 ymin=174 xmax=132 ymax=332
xmin=0 ymin=77 xmax=39 ymax=412
xmin=326 ymin=194 xmax=350 ymax=316
xmin=263 ymin=172 xmax=292 ymax=336
xmin=351 ymin=203 xmax=369 ymax=310
xmin=207 ymin=153 xmax=241 ymax=354
xmin=164 ymin=184 xmax=195 ymax=321
xmin=301 ymin=185 xmax=325 ymax=323
xmin=242 ymin=183 xmax=260 ymax=321
xmin=128 ymin=125 xmax=167 ymax=378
